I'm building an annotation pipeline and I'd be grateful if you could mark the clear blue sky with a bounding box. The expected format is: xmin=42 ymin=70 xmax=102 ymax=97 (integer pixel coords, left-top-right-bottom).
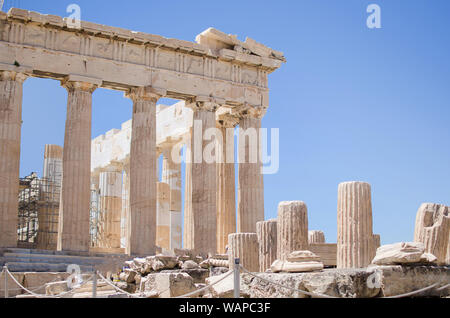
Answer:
xmin=6 ymin=0 xmax=450 ymax=245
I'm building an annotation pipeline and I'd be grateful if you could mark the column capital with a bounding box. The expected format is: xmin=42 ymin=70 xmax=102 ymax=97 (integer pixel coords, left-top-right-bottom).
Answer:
xmin=61 ymin=75 xmax=101 ymax=93
xmin=0 ymin=70 xmax=28 ymax=83
xmin=126 ymin=86 xmax=166 ymax=102
xmin=186 ymin=95 xmax=224 ymax=112
xmin=217 ymin=113 xmax=239 ymax=128
xmin=233 ymin=103 xmax=267 ymax=120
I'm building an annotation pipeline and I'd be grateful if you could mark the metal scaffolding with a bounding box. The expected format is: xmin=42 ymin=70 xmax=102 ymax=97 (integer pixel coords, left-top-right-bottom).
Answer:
xmin=17 ymin=173 xmax=61 ymax=249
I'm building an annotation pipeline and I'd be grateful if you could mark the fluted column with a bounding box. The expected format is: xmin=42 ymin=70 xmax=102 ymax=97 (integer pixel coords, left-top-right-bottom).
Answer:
xmin=277 ymin=201 xmax=308 ymax=261
xmin=98 ymin=170 xmax=122 ymax=249
xmin=372 ymin=233 xmax=381 ymax=256
xmin=414 ymin=203 xmax=450 ymax=265
xmin=126 ymin=86 xmax=164 ymax=256
xmin=257 ymin=219 xmax=277 ymax=272
xmin=156 ymin=182 xmax=170 ymax=251
xmin=446 ymin=240 xmax=450 ymax=265
xmin=162 ymin=147 xmax=182 ymax=250
xmin=121 ymin=163 xmax=130 ymax=250
xmin=58 ymin=77 xmax=99 ymax=252
xmin=228 ymin=233 xmax=259 ymax=272
xmin=337 ymin=181 xmax=374 ymax=268
xmin=308 ymin=230 xmax=326 ymax=244
xmin=0 ymin=70 xmax=27 ymax=248
xmin=184 ymin=98 xmax=218 ymax=254
xmin=183 ymin=134 xmax=193 ymax=249
xmin=216 ymin=116 xmax=237 ymax=253
xmin=237 ymin=108 xmax=265 ymax=233
xmin=37 ymin=144 xmax=63 ymax=250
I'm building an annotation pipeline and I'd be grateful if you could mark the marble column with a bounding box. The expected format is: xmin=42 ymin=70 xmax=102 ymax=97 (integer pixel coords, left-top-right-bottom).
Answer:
xmin=414 ymin=203 xmax=450 ymax=265
xmin=184 ymin=99 xmax=218 ymax=254
xmin=156 ymin=182 xmax=170 ymax=251
xmin=183 ymin=134 xmax=193 ymax=250
xmin=37 ymin=144 xmax=63 ymax=250
xmin=337 ymin=181 xmax=374 ymax=268
xmin=237 ymin=110 xmax=264 ymax=233
xmin=216 ymin=117 xmax=237 ymax=253
xmin=121 ymin=163 xmax=129 ymax=250
xmin=126 ymin=86 xmax=164 ymax=256
xmin=58 ymin=76 xmax=99 ymax=252
xmin=98 ymin=170 xmax=122 ymax=249
xmin=277 ymin=201 xmax=309 ymax=261
xmin=162 ymin=147 xmax=182 ymax=250
xmin=308 ymin=230 xmax=326 ymax=244
xmin=0 ymin=70 xmax=27 ymax=248
xmin=228 ymin=233 xmax=259 ymax=272
xmin=257 ymin=219 xmax=277 ymax=272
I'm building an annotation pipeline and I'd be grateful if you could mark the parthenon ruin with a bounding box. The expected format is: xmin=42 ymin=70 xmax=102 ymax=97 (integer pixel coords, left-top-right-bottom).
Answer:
xmin=0 ymin=8 xmax=285 ymax=256
xmin=0 ymin=8 xmax=449 ymax=299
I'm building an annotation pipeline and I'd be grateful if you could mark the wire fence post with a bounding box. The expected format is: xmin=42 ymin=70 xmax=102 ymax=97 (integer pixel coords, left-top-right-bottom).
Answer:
xmin=3 ymin=266 xmax=8 ymax=299
xmin=92 ymin=271 xmax=97 ymax=298
xmin=233 ymin=258 xmax=240 ymax=298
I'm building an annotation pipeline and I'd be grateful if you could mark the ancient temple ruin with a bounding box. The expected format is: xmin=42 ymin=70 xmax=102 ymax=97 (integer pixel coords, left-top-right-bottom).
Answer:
xmin=0 ymin=8 xmax=448 ymax=299
xmin=0 ymin=8 xmax=284 ymax=256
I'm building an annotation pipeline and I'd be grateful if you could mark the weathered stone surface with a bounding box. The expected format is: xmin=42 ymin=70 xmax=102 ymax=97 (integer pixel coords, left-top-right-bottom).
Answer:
xmin=371 ymin=242 xmax=437 ymax=265
xmin=271 ymin=260 xmax=324 ymax=273
xmin=97 ymin=170 xmax=122 ymax=249
xmin=271 ymin=250 xmax=324 ymax=273
xmin=173 ymin=248 xmax=196 ymax=261
xmin=23 ymin=272 xmax=70 ymax=294
xmin=337 ymin=181 xmax=375 ymax=268
xmin=184 ymin=105 xmax=218 ymax=254
xmin=308 ymin=230 xmax=325 ymax=244
xmin=0 ymin=272 xmax=25 ymax=297
xmin=114 ymin=281 xmax=136 ymax=293
xmin=372 ymin=265 xmax=450 ymax=297
xmin=126 ymin=255 xmax=179 ymax=275
xmin=160 ymin=268 xmax=209 ymax=284
xmin=257 ymin=219 xmax=277 ymax=272
xmin=200 ymin=258 xmax=229 ymax=268
xmin=156 ymin=182 xmax=171 ymax=252
xmin=277 ymin=201 xmax=308 ymax=261
xmin=205 ymin=271 xmax=249 ymax=298
xmin=119 ymin=269 xmax=137 ymax=283
xmin=228 ymin=233 xmax=259 ymax=272
xmin=216 ymin=122 xmax=237 ymax=254
xmin=143 ymin=272 xmax=197 ymax=298
xmin=44 ymin=273 xmax=95 ymax=296
xmin=446 ymin=240 xmax=450 ymax=265
xmin=45 ymin=281 xmax=69 ymax=296
xmin=161 ymin=147 xmax=182 ymax=250
xmin=127 ymin=88 xmax=161 ymax=256
xmin=58 ymin=79 xmax=98 ymax=252
xmin=308 ymin=243 xmax=337 ymax=267
xmin=209 ymin=254 xmax=228 ymax=260
xmin=0 ymin=71 xmax=26 ymax=248
xmin=182 ymin=260 xmax=200 ymax=270
xmin=241 ymin=266 xmax=450 ymax=298
xmin=210 ymin=267 xmax=229 ymax=277
xmin=146 ymin=255 xmax=178 ymax=272
xmin=414 ymin=203 xmax=450 ymax=265
xmin=237 ymin=116 xmax=264 ymax=233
